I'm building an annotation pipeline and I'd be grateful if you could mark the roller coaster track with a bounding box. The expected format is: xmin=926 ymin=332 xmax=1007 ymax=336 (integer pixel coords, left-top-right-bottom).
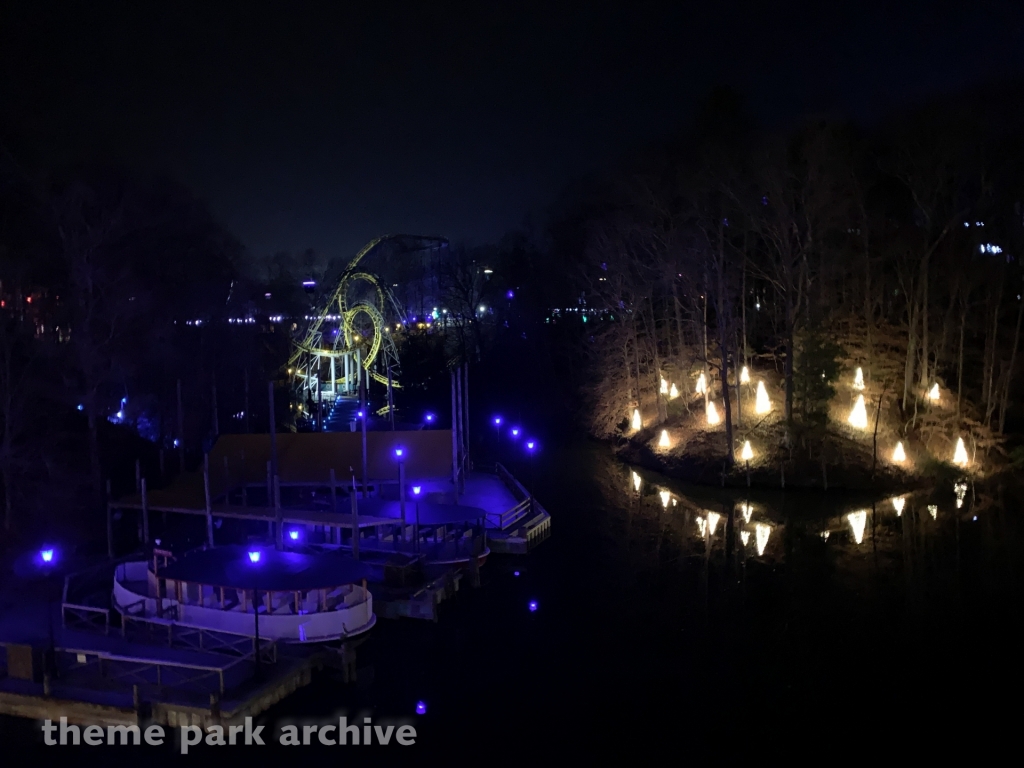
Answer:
xmin=289 ymin=234 xmax=447 ymax=399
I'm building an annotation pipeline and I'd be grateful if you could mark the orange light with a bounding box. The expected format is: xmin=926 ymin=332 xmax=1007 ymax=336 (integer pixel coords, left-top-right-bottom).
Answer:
xmin=26 ymin=297 xmax=32 ymax=304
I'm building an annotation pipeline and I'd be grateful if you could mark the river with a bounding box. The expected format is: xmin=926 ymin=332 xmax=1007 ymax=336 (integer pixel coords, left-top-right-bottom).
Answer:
xmin=3 ymin=438 xmax=1020 ymax=759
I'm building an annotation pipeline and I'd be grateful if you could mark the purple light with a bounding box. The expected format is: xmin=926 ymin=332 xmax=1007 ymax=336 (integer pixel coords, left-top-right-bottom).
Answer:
xmin=412 ymin=486 xmax=422 ymax=495
xmin=302 ymin=280 xmax=316 ymax=287
xmin=288 ymin=530 xmax=299 ymax=541
xmin=425 ymin=413 xmax=435 ymax=423
xmin=528 ymin=600 xmax=538 ymax=612
xmin=514 ymin=570 xmax=520 ymax=577
xmin=511 ymin=428 xmax=520 ymax=437
xmin=527 ymin=441 xmax=535 ymax=451
xmin=40 ymin=549 xmax=54 ymax=564
xmin=506 ymin=290 xmax=514 ymax=299
xmin=494 ymin=416 xmax=502 ymax=426
xmin=395 ymin=447 xmax=404 ymax=459
xmin=357 ymin=410 xmax=364 ymax=418
xmin=248 ymin=551 xmax=261 ymax=563
xmin=415 ymin=701 xmax=427 ymax=715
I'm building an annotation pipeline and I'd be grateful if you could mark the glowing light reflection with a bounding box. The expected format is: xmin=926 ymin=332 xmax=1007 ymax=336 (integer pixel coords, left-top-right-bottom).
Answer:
xmin=755 ymin=523 xmax=771 ymax=555
xmin=847 ymin=510 xmax=867 ymax=544
xmin=891 ymin=496 xmax=905 ymax=516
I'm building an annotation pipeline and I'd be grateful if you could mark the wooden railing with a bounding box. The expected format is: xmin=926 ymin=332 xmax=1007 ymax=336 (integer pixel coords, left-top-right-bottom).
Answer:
xmin=121 ymin=614 xmax=278 ymax=664
xmin=62 ymin=603 xmax=110 ymax=634
xmin=486 ymin=498 xmax=532 ymax=531
xmin=59 ymin=647 xmax=232 ymax=695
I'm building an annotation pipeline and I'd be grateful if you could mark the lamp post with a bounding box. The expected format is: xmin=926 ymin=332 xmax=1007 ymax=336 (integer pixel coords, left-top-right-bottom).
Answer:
xmin=412 ymin=485 xmax=422 ymax=552
xmin=525 ymin=440 xmax=537 ymax=515
xmin=396 ymin=447 xmax=406 ymax=544
xmin=38 ymin=548 xmax=58 ymax=685
xmin=247 ymin=550 xmax=263 ymax=680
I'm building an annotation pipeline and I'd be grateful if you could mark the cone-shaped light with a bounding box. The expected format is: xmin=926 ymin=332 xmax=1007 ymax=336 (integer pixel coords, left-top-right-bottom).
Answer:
xmin=853 ymin=367 xmax=865 ymax=390
xmin=741 ymin=440 xmax=753 ymax=461
xmin=892 ymin=441 xmax=906 ymax=462
xmin=632 ymin=408 xmax=642 ymax=430
xmin=658 ymin=429 xmax=670 ymax=448
xmin=706 ymin=401 xmax=720 ymax=425
xmin=695 ymin=372 xmax=707 ymax=395
xmin=740 ymin=366 xmax=751 ymax=384
xmin=953 ymin=436 xmax=968 ymax=466
xmin=848 ymin=394 xmax=868 ymax=429
xmin=755 ymin=381 xmax=771 ymax=414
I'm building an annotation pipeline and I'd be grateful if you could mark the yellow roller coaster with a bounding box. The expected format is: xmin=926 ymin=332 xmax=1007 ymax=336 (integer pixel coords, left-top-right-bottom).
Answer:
xmin=289 ymin=235 xmax=446 ymax=402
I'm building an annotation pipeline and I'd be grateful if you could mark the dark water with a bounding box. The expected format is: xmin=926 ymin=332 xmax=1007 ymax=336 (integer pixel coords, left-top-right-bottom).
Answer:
xmin=4 ymin=440 xmax=1022 ymax=760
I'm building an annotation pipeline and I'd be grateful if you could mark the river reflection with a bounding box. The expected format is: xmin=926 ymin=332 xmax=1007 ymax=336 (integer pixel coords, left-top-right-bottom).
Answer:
xmin=618 ymin=461 xmax=986 ymax=564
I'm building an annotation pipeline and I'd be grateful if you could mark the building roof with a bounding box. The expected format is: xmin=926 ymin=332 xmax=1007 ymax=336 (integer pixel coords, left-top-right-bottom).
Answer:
xmin=352 ymin=498 xmax=490 ymax=526
xmin=124 ymin=430 xmax=454 ymax=511
xmin=158 ymin=545 xmax=373 ymax=591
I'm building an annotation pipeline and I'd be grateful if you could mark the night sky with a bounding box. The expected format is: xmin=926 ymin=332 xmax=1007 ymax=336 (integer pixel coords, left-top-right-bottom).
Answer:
xmin=3 ymin=1 xmax=1023 ymax=259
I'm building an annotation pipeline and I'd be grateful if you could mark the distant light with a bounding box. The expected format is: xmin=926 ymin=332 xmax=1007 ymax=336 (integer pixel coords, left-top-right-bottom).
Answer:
xmin=658 ymin=430 xmax=670 ymax=449
xmin=526 ymin=441 xmax=535 ymax=450
xmin=395 ymin=447 xmax=404 ymax=458
xmin=695 ymin=373 xmax=707 ymax=395
xmin=116 ymin=410 xmax=124 ymax=419
xmin=415 ymin=701 xmax=427 ymax=715
xmin=494 ymin=416 xmax=502 ymax=426
xmin=265 ymin=293 xmax=272 ymax=299
xmin=248 ymin=551 xmax=261 ymax=563
xmin=892 ymin=496 xmax=906 ymax=516
xmin=412 ymin=485 xmax=421 ymax=495
xmin=528 ymin=600 xmax=538 ymax=612
xmin=741 ymin=440 xmax=753 ymax=461
xmin=483 ymin=268 xmax=493 ymax=274
xmin=506 ymin=290 xmax=514 ymax=299
xmin=514 ymin=570 xmax=520 ymax=577
xmin=973 ymin=516 xmax=977 ymax=521
xmin=40 ymin=549 xmax=54 ymax=563
xmin=302 ymin=280 xmax=316 ymax=286
xmin=357 ymin=411 xmax=364 ymax=418
xmin=631 ymin=408 xmax=642 ymax=431
xmin=425 ymin=413 xmax=435 ymax=422
xmin=77 ymin=404 xmax=83 ymax=411
xmin=893 ymin=442 xmax=906 ymax=463
xmin=173 ymin=439 xmax=181 ymax=447
xmin=289 ymin=530 xmax=299 ymax=541
xmin=479 ymin=305 xmax=486 ymax=313
xmin=927 ymin=383 xmax=940 ymax=402
xmin=121 ymin=397 xmax=127 ymax=405
xmin=511 ymin=428 xmax=520 ymax=437
xmin=853 ymin=367 xmax=865 ymax=390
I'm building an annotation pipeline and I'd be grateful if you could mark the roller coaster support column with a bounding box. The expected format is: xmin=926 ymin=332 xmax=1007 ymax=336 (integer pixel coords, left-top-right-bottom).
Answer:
xmin=451 ymin=370 xmax=459 ymax=503
xmin=359 ymin=365 xmax=369 ymax=499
